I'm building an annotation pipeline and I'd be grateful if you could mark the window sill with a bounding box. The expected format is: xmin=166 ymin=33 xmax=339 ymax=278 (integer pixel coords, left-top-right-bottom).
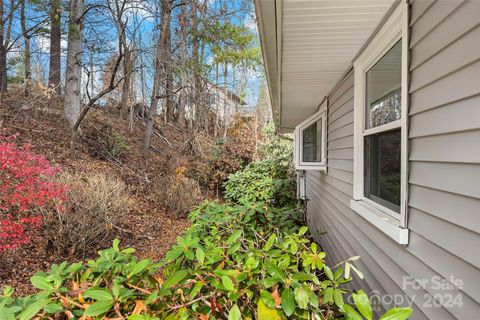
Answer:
xmin=295 ymin=164 xmax=327 ymax=171
xmin=350 ymin=199 xmax=409 ymax=245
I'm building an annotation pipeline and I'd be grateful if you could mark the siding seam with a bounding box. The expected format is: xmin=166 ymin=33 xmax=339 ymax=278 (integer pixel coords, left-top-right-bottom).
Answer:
xmin=408 ymin=92 xmax=480 ymax=116
xmin=410 ymin=20 xmax=480 ymax=70
xmin=408 ymin=0 xmax=465 ymax=48
xmin=409 ymin=55 xmax=480 ymax=93
xmin=408 ymin=181 xmax=480 ymax=201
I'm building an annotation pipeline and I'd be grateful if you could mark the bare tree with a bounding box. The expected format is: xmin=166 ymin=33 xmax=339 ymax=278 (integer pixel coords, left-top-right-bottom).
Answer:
xmin=108 ymin=0 xmax=135 ymax=113
xmin=19 ymin=0 xmax=30 ymax=95
xmin=64 ymin=0 xmax=84 ymax=129
xmin=176 ymin=1 xmax=187 ymax=127
xmin=0 ymin=0 xmax=18 ymax=94
xmin=48 ymin=0 xmax=61 ymax=94
xmin=143 ymin=0 xmax=172 ymax=153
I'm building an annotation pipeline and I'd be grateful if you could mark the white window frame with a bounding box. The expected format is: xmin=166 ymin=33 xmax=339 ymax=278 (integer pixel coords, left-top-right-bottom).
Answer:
xmin=351 ymin=2 xmax=409 ymax=245
xmin=294 ymin=102 xmax=327 ymax=171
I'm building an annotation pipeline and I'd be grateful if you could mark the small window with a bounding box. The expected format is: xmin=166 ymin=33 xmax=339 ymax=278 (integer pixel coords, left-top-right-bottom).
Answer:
xmin=294 ymin=107 xmax=327 ymax=171
xmin=352 ymin=2 xmax=409 ymax=245
xmin=302 ymin=119 xmax=322 ymax=163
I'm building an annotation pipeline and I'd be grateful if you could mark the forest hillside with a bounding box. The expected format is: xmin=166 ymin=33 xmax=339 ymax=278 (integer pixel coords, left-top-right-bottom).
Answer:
xmin=0 ymin=88 xmax=270 ymax=295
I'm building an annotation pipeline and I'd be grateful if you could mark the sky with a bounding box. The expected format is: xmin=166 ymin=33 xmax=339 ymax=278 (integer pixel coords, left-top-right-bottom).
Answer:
xmin=7 ymin=0 xmax=265 ymax=107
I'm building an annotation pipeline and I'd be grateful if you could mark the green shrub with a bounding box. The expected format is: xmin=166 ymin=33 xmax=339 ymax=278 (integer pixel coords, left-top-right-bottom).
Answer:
xmin=0 ymin=202 xmax=412 ymax=319
xmin=224 ymin=160 xmax=296 ymax=207
xmin=257 ymin=123 xmax=294 ymax=168
xmin=0 ymin=131 xmax=412 ymax=319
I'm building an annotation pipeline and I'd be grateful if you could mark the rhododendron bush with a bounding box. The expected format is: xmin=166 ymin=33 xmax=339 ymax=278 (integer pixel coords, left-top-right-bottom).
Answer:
xmin=0 ymin=135 xmax=65 ymax=251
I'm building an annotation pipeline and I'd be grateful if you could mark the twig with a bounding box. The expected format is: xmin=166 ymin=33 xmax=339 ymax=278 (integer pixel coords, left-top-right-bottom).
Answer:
xmin=168 ymin=293 xmax=215 ymax=310
xmin=55 ymin=293 xmax=86 ymax=310
xmin=126 ymin=283 xmax=152 ymax=295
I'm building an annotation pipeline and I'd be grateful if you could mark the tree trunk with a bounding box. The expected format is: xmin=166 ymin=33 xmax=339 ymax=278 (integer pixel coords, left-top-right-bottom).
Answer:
xmin=177 ymin=2 xmax=187 ymax=127
xmin=48 ymin=0 xmax=61 ymax=94
xmin=165 ymin=22 xmax=174 ymax=122
xmin=223 ymin=65 xmax=228 ymax=138
xmin=143 ymin=0 xmax=171 ymax=153
xmin=120 ymin=47 xmax=133 ymax=112
xmin=0 ymin=0 xmax=15 ymax=94
xmin=20 ymin=0 xmax=30 ymax=96
xmin=64 ymin=0 xmax=84 ymax=130
xmin=0 ymin=41 xmax=6 ymax=94
xmin=189 ymin=0 xmax=199 ymax=131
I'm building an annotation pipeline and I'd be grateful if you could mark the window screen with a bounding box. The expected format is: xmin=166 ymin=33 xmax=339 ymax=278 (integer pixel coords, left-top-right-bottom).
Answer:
xmin=302 ymin=119 xmax=322 ymax=163
xmin=365 ymin=40 xmax=402 ymax=129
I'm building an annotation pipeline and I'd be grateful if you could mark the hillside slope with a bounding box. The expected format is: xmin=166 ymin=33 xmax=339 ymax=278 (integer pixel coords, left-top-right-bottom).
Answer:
xmin=0 ymin=94 xmax=213 ymax=294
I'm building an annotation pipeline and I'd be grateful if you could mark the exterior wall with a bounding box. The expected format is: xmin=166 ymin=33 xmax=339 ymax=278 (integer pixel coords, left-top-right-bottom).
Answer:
xmin=304 ymin=1 xmax=480 ymax=318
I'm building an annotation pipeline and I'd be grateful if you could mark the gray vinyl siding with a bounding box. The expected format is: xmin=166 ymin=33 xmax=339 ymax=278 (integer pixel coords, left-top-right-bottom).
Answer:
xmin=303 ymin=1 xmax=480 ymax=319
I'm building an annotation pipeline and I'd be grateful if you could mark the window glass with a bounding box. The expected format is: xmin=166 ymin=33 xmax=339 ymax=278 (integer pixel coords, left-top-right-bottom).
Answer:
xmin=365 ymin=40 xmax=402 ymax=129
xmin=364 ymin=128 xmax=401 ymax=213
xmin=302 ymin=119 xmax=322 ymax=162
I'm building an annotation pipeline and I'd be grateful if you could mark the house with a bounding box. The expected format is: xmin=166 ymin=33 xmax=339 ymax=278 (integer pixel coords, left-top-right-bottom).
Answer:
xmin=254 ymin=0 xmax=480 ymax=318
xmin=206 ymin=83 xmax=251 ymax=126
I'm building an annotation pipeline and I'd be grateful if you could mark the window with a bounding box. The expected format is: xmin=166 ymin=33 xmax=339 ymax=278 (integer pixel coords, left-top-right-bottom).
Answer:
xmin=364 ymin=40 xmax=402 ymax=214
xmin=294 ymin=103 xmax=327 ymax=171
xmin=302 ymin=119 xmax=322 ymax=163
xmin=352 ymin=2 xmax=409 ymax=244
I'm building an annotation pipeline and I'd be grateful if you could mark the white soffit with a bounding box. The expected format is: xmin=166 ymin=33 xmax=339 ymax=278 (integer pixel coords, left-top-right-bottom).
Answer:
xmin=280 ymin=0 xmax=395 ymax=130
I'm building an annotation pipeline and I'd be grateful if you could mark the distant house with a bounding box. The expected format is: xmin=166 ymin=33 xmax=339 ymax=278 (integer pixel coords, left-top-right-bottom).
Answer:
xmin=206 ymin=83 xmax=251 ymax=125
xmin=255 ymin=0 xmax=480 ymax=319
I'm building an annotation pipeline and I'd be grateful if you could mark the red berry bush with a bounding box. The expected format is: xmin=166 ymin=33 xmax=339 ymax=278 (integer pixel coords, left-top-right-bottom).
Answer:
xmin=0 ymin=135 xmax=66 ymax=251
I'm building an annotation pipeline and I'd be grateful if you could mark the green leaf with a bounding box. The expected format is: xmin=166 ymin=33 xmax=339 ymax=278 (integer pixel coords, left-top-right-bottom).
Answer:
xmin=260 ymin=290 xmax=275 ymax=309
xmin=281 ymin=288 xmax=295 ymax=316
xmin=334 ymin=289 xmax=344 ymax=308
xmin=379 ymin=308 xmax=413 ymax=320
xmin=228 ymin=304 xmax=241 ymax=320
xmin=292 ymin=272 xmax=314 ymax=281
xmin=84 ymin=300 xmax=114 ymax=316
xmin=257 ymin=299 xmax=281 ymax=320
xmin=324 ymin=266 xmax=334 ymax=281
xmin=265 ymin=234 xmax=276 ymax=251
xmin=19 ymin=299 xmax=49 ymax=320
xmin=196 ymin=248 xmax=205 ymax=264
xmin=163 ymin=270 xmax=189 ymax=289
xmin=84 ymin=289 xmax=113 ymax=301
xmin=227 ymin=230 xmax=243 ymax=244
xmin=129 ymin=259 xmax=151 ymax=276
xmin=353 ymin=290 xmax=372 ymax=320
xmin=265 ymin=262 xmax=285 ymax=280
xmin=3 ymin=286 xmax=13 ymax=296
xmin=263 ymin=277 xmax=278 ymax=288
xmin=294 ymin=286 xmax=309 ymax=310
xmin=189 ymin=281 xmax=204 ymax=299
xmin=298 ymin=226 xmax=308 ymax=235
xmin=323 ymin=287 xmax=334 ymax=304
xmin=44 ymin=303 xmax=64 ymax=313
xmin=166 ymin=246 xmax=183 ymax=260
xmin=222 ymin=276 xmax=235 ymax=292
xmin=343 ymin=304 xmax=364 ymax=320
xmin=30 ymin=276 xmax=52 ymax=291
xmin=112 ymin=284 xmax=120 ymax=298
xmin=227 ymin=242 xmax=241 ymax=255
xmin=113 ymin=238 xmax=120 ymax=252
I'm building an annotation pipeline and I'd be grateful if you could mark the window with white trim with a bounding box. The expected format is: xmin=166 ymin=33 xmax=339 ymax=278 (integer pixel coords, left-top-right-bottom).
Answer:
xmin=351 ymin=2 xmax=409 ymax=245
xmin=294 ymin=105 xmax=327 ymax=171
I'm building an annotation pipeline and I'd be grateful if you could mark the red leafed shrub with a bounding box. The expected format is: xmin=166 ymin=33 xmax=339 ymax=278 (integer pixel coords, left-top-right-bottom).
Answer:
xmin=0 ymin=135 xmax=66 ymax=251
